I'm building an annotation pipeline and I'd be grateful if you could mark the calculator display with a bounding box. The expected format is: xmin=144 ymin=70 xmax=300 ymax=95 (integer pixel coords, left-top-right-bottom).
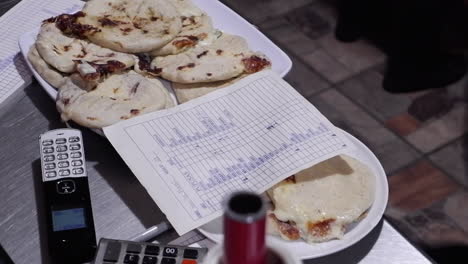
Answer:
xmin=51 ymin=208 xmax=87 ymax=232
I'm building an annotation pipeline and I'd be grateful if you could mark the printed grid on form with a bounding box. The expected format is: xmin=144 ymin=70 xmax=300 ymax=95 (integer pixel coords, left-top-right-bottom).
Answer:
xmin=0 ymin=0 xmax=82 ymax=106
xmin=123 ymin=74 xmax=348 ymax=223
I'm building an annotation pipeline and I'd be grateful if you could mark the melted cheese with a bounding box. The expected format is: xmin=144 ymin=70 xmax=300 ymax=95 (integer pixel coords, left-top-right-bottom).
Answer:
xmin=267 ymin=155 xmax=375 ymax=243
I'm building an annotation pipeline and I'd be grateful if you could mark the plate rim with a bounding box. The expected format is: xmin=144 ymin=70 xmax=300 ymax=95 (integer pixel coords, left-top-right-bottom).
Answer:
xmin=198 ymin=129 xmax=389 ymax=260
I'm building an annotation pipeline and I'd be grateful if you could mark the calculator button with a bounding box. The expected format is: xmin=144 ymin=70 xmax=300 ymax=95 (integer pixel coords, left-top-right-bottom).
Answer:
xmin=182 ymin=260 xmax=197 ymax=264
xmin=123 ymin=254 xmax=139 ymax=264
xmin=57 ymin=153 xmax=68 ymax=160
xmin=58 ymin=161 xmax=69 ymax=168
xmin=44 ymin=155 xmax=55 ymax=162
xmin=43 ymin=147 xmax=53 ymax=154
xmin=56 ymin=180 xmax=75 ymax=194
xmin=163 ymin=247 xmax=178 ymax=257
xmin=142 ymin=256 xmax=158 ymax=264
xmin=55 ymin=138 xmax=66 ymax=144
xmin=126 ymin=244 xmax=141 ymax=254
xmin=72 ymin=168 xmax=84 ymax=175
xmin=145 ymin=245 xmax=159 ymax=256
xmin=183 ymin=249 xmax=198 ymax=259
xmin=70 ymin=144 xmax=81 ymax=151
xmin=45 ymin=171 xmax=57 ymax=178
xmin=42 ymin=140 xmax=53 ymax=146
xmin=56 ymin=145 xmax=67 ymax=152
xmin=72 ymin=160 xmax=83 ymax=167
xmin=161 ymin=258 xmax=176 ymax=264
xmin=59 ymin=169 xmax=70 ymax=177
xmin=103 ymin=241 xmax=121 ymax=262
xmin=68 ymin=136 xmax=80 ymax=143
xmin=70 ymin=152 xmax=82 ymax=158
xmin=44 ymin=163 xmax=56 ymax=170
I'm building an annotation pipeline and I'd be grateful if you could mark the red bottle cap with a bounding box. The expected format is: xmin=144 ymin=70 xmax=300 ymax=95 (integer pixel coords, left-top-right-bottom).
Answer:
xmin=223 ymin=192 xmax=267 ymax=264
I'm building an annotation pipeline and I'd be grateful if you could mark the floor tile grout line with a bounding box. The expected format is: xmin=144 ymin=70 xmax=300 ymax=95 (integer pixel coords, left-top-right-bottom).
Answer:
xmin=331 ymin=81 xmax=425 ymax=152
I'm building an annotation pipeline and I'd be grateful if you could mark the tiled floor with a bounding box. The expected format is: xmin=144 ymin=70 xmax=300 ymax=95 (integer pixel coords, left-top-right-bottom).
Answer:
xmin=222 ymin=0 xmax=468 ymax=257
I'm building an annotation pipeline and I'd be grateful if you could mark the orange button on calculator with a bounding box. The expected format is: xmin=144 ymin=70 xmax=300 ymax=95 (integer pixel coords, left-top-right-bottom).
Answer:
xmin=182 ymin=259 xmax=197 ymax=264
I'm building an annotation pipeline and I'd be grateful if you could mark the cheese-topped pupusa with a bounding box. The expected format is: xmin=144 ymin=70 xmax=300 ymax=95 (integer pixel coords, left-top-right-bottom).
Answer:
xmin=267 ymin=155 xmax=375 ymax=243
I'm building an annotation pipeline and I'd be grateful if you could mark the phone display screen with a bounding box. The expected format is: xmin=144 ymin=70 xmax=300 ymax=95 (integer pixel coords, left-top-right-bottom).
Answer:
xmin=51 ymin=208 xmax=87 ymax=232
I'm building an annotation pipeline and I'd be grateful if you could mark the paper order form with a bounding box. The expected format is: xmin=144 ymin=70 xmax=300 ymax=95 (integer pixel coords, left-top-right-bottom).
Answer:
xmin=104 ymin=70 xmax=354 ymax=234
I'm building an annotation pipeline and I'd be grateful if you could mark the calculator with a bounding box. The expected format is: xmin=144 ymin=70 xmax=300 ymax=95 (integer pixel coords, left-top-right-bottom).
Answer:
xmin=92 ymin=238 xmax=208 ymax=264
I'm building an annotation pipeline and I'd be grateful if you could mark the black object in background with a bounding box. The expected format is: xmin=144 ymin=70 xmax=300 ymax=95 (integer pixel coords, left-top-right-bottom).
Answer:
xmin=0 ymin=244 xmax=14 ymax=264
xmin=335 ymin=0 xmax=468 ymax=93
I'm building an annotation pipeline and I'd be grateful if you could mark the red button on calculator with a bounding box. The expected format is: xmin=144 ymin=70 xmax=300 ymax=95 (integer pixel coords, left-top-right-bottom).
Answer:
xmin=182 ymin=260 xmax=197 ymax=264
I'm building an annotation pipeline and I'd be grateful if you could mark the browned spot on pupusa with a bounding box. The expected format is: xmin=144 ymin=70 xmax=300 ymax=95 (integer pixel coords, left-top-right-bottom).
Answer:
xmin=120 ymin=28 xmax=132 ymax=35
xmin=307 ymin=219 xmax=336 ymax=237
xmin=150 ymin=16 xmax=159 ymax=21
xmin=113 ymin=88 xmax=120 ymax=94
xmin=76 ymin=43 xmax=87 ymax=58
xmin=269 ymin=214 xmax=301 ymax=240
xmin=142 ymin=30 xmax=148 ymax=34
xmin=52 ymin=45 xmax=61 ymax=55
xmin=206 ymin=73 xmax=212 ymax=76
xmin=43 ymin=16 xmax=58 ymax=24
xmin=63 ymin=45 xmax=71 ymax=52
xmin=136 ymin=54 xmax=162 ymax=76
xmin=197 ymin=50 xmax=208 ymax=59
xmin=130 ymin=82 xmax=140 ymax=95
xmin=177 ymin=63 xmax=196 ymax=70
xmin=173 ymin=37 xmax=198 ymax=49
xmin=80 ymin=60 xmax=127 ymax=81
xmin=98 ymin=17 xmax=126 ymax=27
xmin=110 ymin=97 xmax=116 ymax=100
xmin=86 ymin=117 xmax=97 ymax=120
xmin=62 ymin=98 xmax=70 ymax=105
xmin=242 ymin=55 xmax=271 ymax=73
xmin=284 ymin=175 xmax=296 ymax=184
xmin=54 ymin=11 xmax=100 ymax=39
xmin=130 ymin=109 xmax=140 ymax=115
xmin=197 ymin=33 xmax=208 ymax=40
xmin=132 ymin=22 xmax=141 ymax=29
xmin=216 ymin=49 xmax=223 ymax=55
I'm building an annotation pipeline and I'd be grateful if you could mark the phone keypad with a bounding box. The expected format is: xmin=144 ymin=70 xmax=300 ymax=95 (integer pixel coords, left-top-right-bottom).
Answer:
xmin=56 ymin=145 xmax=67 ymax=152
xmin=40 ymin=132 xmax=86 ymax=182
xmin=45 ymin=163 xmax=56 ymax=170
xmin=71 ymin=152 xmax=82 ymax=159
xmin=55 ymin=138 xmax=66 ymax=144
xmin=42 ymin=140 xmax=53 ymax=146
xmin=43 ymin=147 xmax=54 ymax=154
xmin=57 ymin=153 xmax=68 ymax=160
xmin=59 ymin=169 xmax=71 ymax=177
xmin=45 ymin=171 xmax=57 ymax=178
xmin=72 ymin=160 xmax=83 ymax=166
xmin=44 ymin=155 xmax=55 ymax=162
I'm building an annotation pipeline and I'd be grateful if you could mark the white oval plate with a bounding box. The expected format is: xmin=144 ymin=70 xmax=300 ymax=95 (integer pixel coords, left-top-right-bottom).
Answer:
xmin=18 ymin=0 xmax=292 ymax=102
xmin=198 ymin=130 xmax=389 ymax=260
